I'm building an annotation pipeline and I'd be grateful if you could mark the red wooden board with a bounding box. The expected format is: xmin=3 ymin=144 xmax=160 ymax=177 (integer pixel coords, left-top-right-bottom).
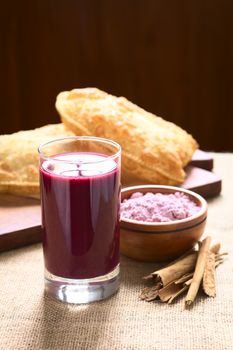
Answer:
xmin=189 ymin=150 xmax=214 ymax=171
xmin=0 ymin=151 xmax=221 ymax=253
xmin=0 ymin=195 xmax=41 ymax=252
xmin=182 ymin=166 xmax=221 ymax=198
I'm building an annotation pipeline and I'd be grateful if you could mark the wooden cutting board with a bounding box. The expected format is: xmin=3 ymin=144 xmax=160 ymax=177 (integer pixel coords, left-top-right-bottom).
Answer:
xmin=0 ymin=150 xmax=221 ymax=253
xmin=0 ymin=195 xmax=41 ymax=252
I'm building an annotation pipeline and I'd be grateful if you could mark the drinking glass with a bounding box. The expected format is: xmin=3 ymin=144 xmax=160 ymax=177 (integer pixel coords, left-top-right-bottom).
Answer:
xmin=38 ymin=136 xmax=121 ymax=303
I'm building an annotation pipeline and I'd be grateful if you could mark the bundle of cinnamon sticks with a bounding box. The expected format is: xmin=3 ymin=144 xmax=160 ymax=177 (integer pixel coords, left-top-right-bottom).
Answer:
xmin=140 ymin=236 xmax=227 ymax=307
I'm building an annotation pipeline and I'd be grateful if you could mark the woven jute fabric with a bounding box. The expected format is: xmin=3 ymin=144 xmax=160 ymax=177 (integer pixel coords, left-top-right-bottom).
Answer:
xmin=0 ymin=153 xmax=232 ymax=350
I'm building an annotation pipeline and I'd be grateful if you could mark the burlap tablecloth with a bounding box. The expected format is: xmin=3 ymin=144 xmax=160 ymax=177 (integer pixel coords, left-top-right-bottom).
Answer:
xmin=0 ymin=153 xmax=232 ymax=350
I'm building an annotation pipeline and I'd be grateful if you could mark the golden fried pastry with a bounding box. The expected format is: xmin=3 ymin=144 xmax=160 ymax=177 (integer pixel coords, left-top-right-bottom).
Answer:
xmin=0 ymin=124 xmax=74 ymax=197
xmin=56 ymin=88 xmax=198 ymax=185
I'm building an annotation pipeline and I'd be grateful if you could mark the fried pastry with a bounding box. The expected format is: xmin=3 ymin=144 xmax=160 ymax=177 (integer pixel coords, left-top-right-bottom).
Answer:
xmin=0 ymin=124 xmax=74 ymax=197
xmin=56 ymin=88 xmax=198 ymax=185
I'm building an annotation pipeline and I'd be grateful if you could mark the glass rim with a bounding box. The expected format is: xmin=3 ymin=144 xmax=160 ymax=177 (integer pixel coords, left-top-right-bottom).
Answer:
xmin=38 ymin=136 xmax=121 ymax=164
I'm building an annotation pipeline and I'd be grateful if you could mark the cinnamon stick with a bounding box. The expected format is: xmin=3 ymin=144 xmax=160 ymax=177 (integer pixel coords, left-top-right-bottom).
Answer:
xmin=210 ymin=243 xmax=221 ymax=254
xmin=215 ymin=260 xmax=224 ymax=268
xmin=185 ymin=236 xmax=211 ymax=307
xmin=203 ymin=252 xmax=216 ymax=297
xmin=140 ymin=238 xmax=227 ymax=307
xmin=158 ymin=281 xmax=183 ymax=302
xmin=184 ymin=278 xmax=193 ymax=286
xmin=175 ymin=273 xmax=193 ymax=284
xmin=168 ymin=285 xmax=189 ymax=304
xmin=144 ymin=252 xmax=197 ymax=286
xmin=139 ymin=282 xmax=162 ymax=301
xmin=215 ymin=252 xmax=228 ymax=260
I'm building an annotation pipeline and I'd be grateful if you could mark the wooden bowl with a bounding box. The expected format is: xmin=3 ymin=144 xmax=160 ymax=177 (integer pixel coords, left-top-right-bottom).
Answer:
xmin=120 ymin=185 xmax=208 ymax=262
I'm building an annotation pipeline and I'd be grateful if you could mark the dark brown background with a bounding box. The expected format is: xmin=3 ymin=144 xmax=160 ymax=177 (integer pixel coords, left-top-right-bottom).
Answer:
xmin=1 ymin=0 xmax=233 ymax=151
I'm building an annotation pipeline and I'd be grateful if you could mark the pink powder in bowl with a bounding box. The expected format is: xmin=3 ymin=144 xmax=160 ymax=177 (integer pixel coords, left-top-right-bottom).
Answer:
xmin=120 ymin=191 xmax=201 ymax=223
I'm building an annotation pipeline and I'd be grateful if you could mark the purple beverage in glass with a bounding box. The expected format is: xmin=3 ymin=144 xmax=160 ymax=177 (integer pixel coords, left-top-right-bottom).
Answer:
xmin=38 ymin=137 xmax=121 ymax=304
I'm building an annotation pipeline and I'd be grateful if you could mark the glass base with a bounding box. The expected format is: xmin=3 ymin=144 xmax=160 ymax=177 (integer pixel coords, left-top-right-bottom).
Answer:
xmin=44 ymin=265 xmax=120 ymax=304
